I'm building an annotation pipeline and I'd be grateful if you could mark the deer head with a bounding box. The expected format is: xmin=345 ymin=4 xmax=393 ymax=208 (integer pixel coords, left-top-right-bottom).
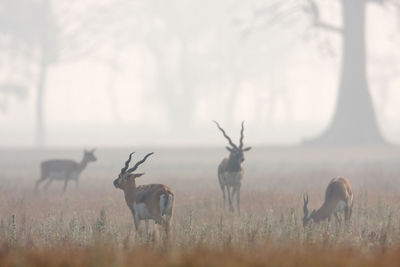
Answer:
xmin=213 ymin=121 xmax=252 ymax=163
xmin=113 ymin=152 xmax=153 ymax=190
xmin=303 ymin=193 xmax=316 ymax=226
xmin=83 ymin=149 xmax=97 ymax=162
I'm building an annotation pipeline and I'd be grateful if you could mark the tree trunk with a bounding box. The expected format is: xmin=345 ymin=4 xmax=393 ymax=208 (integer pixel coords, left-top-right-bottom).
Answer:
xmin=172 ymin=42 xmax=194 ymax=134
xmin=35 ymin=56 xmax=47 ymax=147
xmin=157 ymin=42 xmax=194 ymax=138
xmin=226 ymin=82 xmax=239 ymax=129
xmin=106 ymin=48 xmax=121 ymax=124
xmin=306 ymin=0 xmax=384 ymax=146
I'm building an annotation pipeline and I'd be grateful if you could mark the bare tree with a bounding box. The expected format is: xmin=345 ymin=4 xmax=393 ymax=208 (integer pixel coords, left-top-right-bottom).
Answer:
xmin=242 ymin=0 xmax=399 ymax=145
xmin=105 ymin=0 xmax=235 ymax=136
xmin=103 ymin=42 xmax=123 ymax=124
xmin=0 ymin=0 xmax=122 ymax=146
xmin=303 ymin=0 xmax=386 ymax=145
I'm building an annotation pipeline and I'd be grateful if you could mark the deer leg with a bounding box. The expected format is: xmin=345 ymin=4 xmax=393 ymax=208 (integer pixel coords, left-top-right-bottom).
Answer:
xmin=133 ymin=219 xmax=141 ymax=240
xmin=130 ymin=208 xmax=139 ymax=232
xmin=349 ymin=204 xmax=353 ymax=220
xmin=35 ymin=169 xmax=48 ymax=192
xmin=62 ymin=179 xmax=69 ymax=193
xmin=221 ymin=185 xmax=226 ymax=209
xmin=232 ymin=186 xmax=238 ymax=213
xmin=75 ymin=179 xmax=79 ymax=191
xmin=236 ymin=185 xmax=241 ymax=215
xmin=344 ymin=204 xmax=351 ymax=223
xmin=154 ymin=214 xmax=164 ymax=225
xmin=226 ymin=186 xmax=234 ymax=212
xmin=218 ymin=175 xmax=226 ymax=209
xmin=133 ymin=218 xmax=139 ymax=232
xmin=162 ymin=200 xmax=174 ymax=236
xmin=145 ymin=220 xmax=149 ymax=236
xmin=150 ymin=204 xmax=163 ymax=225
xmin=334 ymin=211 xmax=342 ymax=225
xmin=35 ymin=177 xmax=46 ymax=192
xmin=43 ymin=179 xmax=53 ymax=191
xmin=164 ymin=214 xmax=172 ymax=235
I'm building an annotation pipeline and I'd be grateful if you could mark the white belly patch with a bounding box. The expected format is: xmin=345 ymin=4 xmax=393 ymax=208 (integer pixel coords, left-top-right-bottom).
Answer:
xmin=335 ymin=200 xmax=346 ymax=211
xmin=133 ymin=202 xmax=150 ymax=220
xmin=221 ymin=172 xmax=242 ymax=185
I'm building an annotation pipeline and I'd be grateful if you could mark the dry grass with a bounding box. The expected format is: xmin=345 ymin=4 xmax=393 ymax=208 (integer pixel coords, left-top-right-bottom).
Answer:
xmin=2 ymin=244 xmax=400 ymax=267
xmin=1 ymin=146 xmax=400 ymax=266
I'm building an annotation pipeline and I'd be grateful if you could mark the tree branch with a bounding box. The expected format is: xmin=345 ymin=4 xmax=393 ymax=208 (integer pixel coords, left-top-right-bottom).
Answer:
xmin=303 ymin=0 xmax=343 ymax=35
xmin=237 ymin=0 xmax=303 ymax=38
xmin=315 ymin=21 xmax=343 ymax=34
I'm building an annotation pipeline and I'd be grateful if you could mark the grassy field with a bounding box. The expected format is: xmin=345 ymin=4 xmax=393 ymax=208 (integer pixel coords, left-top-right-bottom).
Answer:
xmin=0 ymin=146 xmax=400 ymax=266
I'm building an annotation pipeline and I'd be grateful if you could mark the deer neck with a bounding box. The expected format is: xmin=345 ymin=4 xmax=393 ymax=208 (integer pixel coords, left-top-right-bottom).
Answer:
xmin=123 ymin=180 xmax=137 ymax=207
xmin=226 ymin=154 xmax=242 ymax=172
xmin=311 ymin=199 xmax=338 ymax=222
xmin=79 ymin=157 xmax=91 ymax=172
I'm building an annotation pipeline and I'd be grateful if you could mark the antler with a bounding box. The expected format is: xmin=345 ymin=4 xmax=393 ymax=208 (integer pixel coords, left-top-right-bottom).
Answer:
xmin=120 ymin=152 xmax=135 ymax=176
xmin=239 ymin=121 xmax=245 ymax=149
xmin=127 ymin=152 xmax=154 ymax=173
xmin=212 ymin=121 xmax=237 ymax=149
xmin=303 ymin=193 xmax=309 ymax=218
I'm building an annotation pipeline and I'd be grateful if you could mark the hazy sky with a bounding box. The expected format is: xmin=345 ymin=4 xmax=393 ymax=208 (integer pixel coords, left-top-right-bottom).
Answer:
xmin=0 ymin=0 xmax=399 ymax=147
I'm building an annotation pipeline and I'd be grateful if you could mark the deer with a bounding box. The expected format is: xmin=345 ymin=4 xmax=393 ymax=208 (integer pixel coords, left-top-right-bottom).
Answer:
xmin=35 ymin=149 xmax=97 ymax=192
xmin=213 ymin=121 xmax=252 ymax=214
xmin=113 ymin=152 xmax=175 ymax=234
xmin=303 ymin=177 xmax=354 ymax=226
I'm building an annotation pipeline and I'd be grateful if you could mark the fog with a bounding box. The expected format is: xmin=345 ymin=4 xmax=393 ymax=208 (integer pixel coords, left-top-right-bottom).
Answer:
xmin=0 ymin=0 xmax=399 ymax=147
xmin=2 ymin=2 xmax=400 ymax=262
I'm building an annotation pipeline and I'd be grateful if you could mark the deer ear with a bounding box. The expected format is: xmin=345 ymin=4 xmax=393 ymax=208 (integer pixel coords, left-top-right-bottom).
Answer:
xmin=243 ymin=146 xmax=252 ymax=151
xmin=226 ymin=146 xmax=233 ymax=152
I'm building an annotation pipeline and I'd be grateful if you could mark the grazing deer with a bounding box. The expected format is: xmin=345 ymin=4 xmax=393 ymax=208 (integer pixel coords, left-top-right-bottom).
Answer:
xmin=303 ymin=177 xmax=354 ymax=226
xmin=35 ymin=149 xmax=97 ymax=192
xmin=213 ymin=121 xmax=252 ymax=214
xmin=113 ymin=152 xmax=175 ymax=233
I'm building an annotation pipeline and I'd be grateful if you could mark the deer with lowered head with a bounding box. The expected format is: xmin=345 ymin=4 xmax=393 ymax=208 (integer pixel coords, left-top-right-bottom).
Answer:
xmin=213 ymin=121 xmax=252 ymax=214
xmin=113 ymin=152 xmax=175 ymax=233
xmin=35 ymin=149 xmax=97 ymax=192
xmin=303 ymin=177 xmax=354 ymax=226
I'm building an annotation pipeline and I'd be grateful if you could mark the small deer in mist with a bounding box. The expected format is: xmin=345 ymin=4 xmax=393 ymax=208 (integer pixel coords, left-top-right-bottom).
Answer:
xmin=213 ymin=121 xmax=252 ymax=214
xmin=303 ymin=177 xmax=354 ymax=226
xmin=35 ymin=149 xmax=97 ymax=192
xmin=113 ymin=152 xmax=175 ymax=234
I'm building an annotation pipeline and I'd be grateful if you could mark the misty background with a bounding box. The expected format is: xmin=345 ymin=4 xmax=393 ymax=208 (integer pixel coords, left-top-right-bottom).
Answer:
xmin=0 ymin=0 xmax=399 ymax=148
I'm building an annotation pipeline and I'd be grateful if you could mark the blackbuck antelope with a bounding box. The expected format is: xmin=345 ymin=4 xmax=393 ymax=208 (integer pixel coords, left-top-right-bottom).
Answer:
xmin=113 ymin=152 xmax=175 ymax=233
xmin=213 ymin=121 xmax=252 ymax=214
xmin=303 ymin=177 xmax=354 ymax=226
xmin=35 ymin=149 xmax=97 ymax=192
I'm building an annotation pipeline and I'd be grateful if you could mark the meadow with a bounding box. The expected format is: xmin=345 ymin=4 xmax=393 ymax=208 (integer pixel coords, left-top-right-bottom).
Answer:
xmin=1 ymin=146 xmax=400 ymax=266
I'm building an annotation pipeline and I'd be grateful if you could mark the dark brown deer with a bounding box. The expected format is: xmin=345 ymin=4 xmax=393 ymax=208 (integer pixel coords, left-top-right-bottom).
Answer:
xmin=213 ymin=121 xmax=251 ymax=214
xmin=113 ymin=152 xmax=175 ymax=233
xmin=303 ymin=177 xmax=354 ymax=226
